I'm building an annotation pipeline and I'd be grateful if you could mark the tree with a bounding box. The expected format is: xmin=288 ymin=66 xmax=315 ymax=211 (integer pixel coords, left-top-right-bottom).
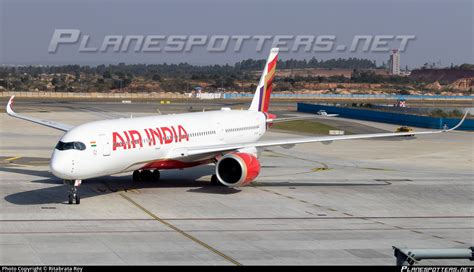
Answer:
xmin=123 ymin=78 xmax=132 ymax=87
xmin=152 ymin=74 xmax=162 ymax=81
xmin=224 ymin=76 xmax=235 ymax=87
xmin=74 ymin=71 xmax=81 ymax=82
xmin=112 ymin=80 xmax=123 ymax=90
xmin=115 ymin=71 xmax=125 ymax=79
xmin=51 ymin=77 xmax=60 ymax=85
xmin=103 ymin=71 xmax=112 ymax=79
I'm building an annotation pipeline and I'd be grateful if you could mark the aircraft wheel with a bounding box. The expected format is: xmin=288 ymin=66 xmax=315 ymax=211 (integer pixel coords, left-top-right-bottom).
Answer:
xmin=153 ymin=169 xmax=160 ymax=181
xmin=132 ymin=170 xmax=141 ymax=182
xmin=141 ymin=170 xmax=153 ymax=182
xmin=75 ymin=192 xmax=80 ymax=205
xmin=210 ymin=174 xmax=219 ymax=185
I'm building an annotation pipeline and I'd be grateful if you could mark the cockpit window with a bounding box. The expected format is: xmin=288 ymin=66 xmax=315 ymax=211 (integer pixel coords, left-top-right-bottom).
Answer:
xmin=56 ymin=141 xmax=86 ymax=151
xmin=74 ymin=142 xmax=86 ymax=150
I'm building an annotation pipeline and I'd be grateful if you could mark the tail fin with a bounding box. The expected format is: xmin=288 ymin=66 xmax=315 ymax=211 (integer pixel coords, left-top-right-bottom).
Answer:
xmin=249 ymin=48 xmax=279 ymax=113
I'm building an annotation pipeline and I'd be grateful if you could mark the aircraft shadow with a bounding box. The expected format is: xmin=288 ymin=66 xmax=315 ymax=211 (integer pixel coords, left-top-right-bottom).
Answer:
xmin=0 ymin=167 xmax=60 ymax=183
xmin=187 ymin=187 xmax=241 ymax=195
xmin=3 ymin=165 xmax=241 ymax=205
xmin=4 ymin=184 xmax=69 ymax=205
xmin=3 ymin=164 xmax=390 ymax=205
xmin=252 ymin=181 xmax=390 ymax=187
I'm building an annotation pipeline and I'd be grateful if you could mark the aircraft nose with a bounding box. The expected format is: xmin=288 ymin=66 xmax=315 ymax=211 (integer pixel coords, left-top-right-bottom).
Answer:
xmin=50 ymin=152 xmax=71 ymax=179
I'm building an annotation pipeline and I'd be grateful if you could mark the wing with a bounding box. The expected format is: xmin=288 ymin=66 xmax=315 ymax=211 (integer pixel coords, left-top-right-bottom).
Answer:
xmin=267 ymin=114 xmax=338 ymax=123
xmin=6 ymin=96 xmax=73 ymax=132
xmin=173 ymin=111 xmax=468 ymax=159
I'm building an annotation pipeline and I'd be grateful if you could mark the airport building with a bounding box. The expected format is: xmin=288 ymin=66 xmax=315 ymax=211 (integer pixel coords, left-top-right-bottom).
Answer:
xmin=388 ymin=49 xmax=401 ymax=75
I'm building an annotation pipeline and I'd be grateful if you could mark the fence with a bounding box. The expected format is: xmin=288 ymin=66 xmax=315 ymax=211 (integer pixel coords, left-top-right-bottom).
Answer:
xmin=192 ymin=92 xmax=223 ymax=99
xmin=297 ymin=103 xmax=474 ymax=130
xmin=0 ymin=91 xmax=189 ymax=99
xmin=1 ymin=91 xmax=473 ymax=101
xmin=224 ymin=93 xmax=474 ymax=100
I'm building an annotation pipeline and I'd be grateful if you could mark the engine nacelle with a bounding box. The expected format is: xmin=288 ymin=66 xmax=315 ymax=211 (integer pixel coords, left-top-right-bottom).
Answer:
xmin=215 ymin=152 xmax=261 ymax=187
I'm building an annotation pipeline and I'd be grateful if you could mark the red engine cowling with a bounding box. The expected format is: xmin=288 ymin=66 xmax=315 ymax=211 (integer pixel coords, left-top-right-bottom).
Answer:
xmin=215 ymin=152 xmax=261 ymax=187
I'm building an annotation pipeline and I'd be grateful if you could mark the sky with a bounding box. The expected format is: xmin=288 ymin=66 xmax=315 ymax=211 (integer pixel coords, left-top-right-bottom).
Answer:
xmin=0 ymin=0 xmax=472 ymax=68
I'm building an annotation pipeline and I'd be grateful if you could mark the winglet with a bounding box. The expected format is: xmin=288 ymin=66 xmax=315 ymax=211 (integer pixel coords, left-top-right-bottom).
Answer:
xmin=4 ymin=95 xmax=72 ymax=132
xmin=444 ymin=110 xmax=469 ymax=131
xmin=6 ymin=95 xmax=16 ymax=116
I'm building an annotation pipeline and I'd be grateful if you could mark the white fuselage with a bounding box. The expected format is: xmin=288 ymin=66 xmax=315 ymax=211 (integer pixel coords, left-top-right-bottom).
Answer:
xmin=50 ymin=109 xmax=267 ymax=180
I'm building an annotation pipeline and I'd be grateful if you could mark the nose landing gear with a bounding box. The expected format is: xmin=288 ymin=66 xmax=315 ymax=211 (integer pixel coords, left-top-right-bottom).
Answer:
xmin=64 ymin=179 xmax=81 ymax=204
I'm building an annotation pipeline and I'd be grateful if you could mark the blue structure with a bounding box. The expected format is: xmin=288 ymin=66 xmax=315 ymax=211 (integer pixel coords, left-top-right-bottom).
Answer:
xmin=297 ymin=103 xmax=474 ymax=131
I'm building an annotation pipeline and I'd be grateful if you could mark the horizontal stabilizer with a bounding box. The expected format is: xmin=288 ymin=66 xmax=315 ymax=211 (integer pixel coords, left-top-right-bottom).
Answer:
xmin=266 ymin=114 xmax=338 ymax=123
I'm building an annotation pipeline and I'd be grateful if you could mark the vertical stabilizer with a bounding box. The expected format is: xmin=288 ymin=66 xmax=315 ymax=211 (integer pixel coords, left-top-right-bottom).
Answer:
xmin=249 ymin=48 xmax=279 ymax=112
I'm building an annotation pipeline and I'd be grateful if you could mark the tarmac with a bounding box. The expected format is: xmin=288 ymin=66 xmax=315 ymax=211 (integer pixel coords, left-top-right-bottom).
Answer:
xmin=0 ymin=100 xmax=472 ymax=265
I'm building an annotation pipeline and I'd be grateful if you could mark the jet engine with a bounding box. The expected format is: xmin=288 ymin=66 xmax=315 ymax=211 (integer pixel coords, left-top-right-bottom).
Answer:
xmin=215 ymin=152 xmax=261 ymax=187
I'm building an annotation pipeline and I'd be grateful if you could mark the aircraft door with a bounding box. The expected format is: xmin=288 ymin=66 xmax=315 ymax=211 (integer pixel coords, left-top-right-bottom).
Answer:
xmin=215 ymin=122 xmax=224 ymax=141
xmin=99 ymin=134 xmax=111 ymax=156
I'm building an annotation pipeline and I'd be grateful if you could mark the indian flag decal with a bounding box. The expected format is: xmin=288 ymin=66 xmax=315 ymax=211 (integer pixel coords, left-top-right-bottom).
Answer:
xmin=90 ymin=141 xmax=97 ymax=147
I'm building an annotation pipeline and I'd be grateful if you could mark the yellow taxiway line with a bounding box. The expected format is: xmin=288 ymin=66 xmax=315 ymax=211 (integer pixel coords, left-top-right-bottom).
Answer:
xmin=4 ymin=156 xmax=21 ymax=161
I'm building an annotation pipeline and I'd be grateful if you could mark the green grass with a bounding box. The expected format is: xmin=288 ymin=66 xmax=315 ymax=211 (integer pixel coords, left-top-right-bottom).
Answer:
xmin=271 ymin=120 xmax=340 ymax=135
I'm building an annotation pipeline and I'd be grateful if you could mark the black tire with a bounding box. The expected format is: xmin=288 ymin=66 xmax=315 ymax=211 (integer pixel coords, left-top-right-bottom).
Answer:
xmin=75 ymin=192 xmax=80 ymax=205
xmin=153 ymin=169 xmax=160 ymax=181
xmin=142 ymin=170 xmax=153 ymax=182
xmin=68 ymin=194 xmax=73 ymax=204
xmin=132 ymin=170 xmax=141 ymax=182
xmin=210 ymin=174 xmax=219 ymax=185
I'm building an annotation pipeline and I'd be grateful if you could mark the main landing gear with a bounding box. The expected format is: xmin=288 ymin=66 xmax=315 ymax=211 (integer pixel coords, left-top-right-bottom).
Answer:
xmin=210 ymin=174 xmax=224 ymax=186
xmin=132 ymin=169 xmax=161 ymax=182
xmin=210 ymin=174 xmax=218 ymax=185
xmin=64 ymin=179 xmax=81 ymax=205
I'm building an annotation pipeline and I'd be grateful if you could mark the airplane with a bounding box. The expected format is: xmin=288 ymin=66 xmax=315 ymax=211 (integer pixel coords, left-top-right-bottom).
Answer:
xmin=5 ymin=48 xmax=468 ymax=204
